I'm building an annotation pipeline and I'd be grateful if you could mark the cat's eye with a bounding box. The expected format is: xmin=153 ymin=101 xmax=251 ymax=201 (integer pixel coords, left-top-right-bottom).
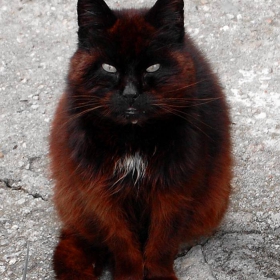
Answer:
xmin=146 ymin=64 xmax=160 ymax=73
xmin=102 ymin=63 xmax=117 ymax=73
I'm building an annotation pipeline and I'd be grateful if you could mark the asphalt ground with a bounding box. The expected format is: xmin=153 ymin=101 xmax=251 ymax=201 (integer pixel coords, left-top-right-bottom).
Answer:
xmin=0 ymin=0 xmax=279 ymax=279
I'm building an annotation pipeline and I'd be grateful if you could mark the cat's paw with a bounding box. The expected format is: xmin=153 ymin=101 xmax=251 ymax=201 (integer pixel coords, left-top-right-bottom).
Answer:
xmin=144 ymin=261 xmax=177 ymax=280
xmin=144 ymin=267 xmax=177 ymax=280
xmin=113 ymin=264 xmax=143 ymax=280
xmin=114 ymin=269 xmax=143 ymax=280
xmin=113 ymin=254 xmax=143 ymax=280
xmin=145 ymin=276 xmax=178 ymax=280
xmin=54 ymin=270 xmax=97 ymax=280
xmin=114 ymin=273 xmax=143 ymax=280
xmin=53 ymin=229 xmax=105 ymax=280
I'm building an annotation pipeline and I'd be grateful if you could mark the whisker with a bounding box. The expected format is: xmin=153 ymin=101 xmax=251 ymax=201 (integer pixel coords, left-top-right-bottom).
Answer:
xmin=152 ymin=103 xmax=188 ymax=108
xmin=71 ymin=95 xmax=103 ymax=100
xmin=152 ymin=98 xmax=221 ymax=110
xmin=60 ymin=105 xmax=106 ymax=128
xmin=70 ymin=105 xmax=105 ymax=118
xmin=159 ymin=97 xmax=222 ymax=101
xmin=178 ymin=99 xmax=220 ymax=108
xmin=153 ymin=104 xmax=212 ymax=139
xmin=68 ymin=102 xmax=101 ymax=111
xmin=160 ymin=71 xmax=220 ymax=94
xmin=161 ymin=79 xmax=210 ymax=94
xmin=163 ymin=105 xmax=214 ymax=130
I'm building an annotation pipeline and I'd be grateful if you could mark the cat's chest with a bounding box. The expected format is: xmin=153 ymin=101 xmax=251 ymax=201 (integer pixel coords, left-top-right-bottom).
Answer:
xmin=113 ymin=152 xmax=147 ymax=183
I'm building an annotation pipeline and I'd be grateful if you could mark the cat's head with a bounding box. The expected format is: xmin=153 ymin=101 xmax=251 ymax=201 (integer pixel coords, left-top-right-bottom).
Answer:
xmin=68 ymin=0 xmax=196 ymax=125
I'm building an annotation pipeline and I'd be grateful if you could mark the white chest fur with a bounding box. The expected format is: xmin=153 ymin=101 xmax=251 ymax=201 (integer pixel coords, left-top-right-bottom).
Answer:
xmin=114 ymin=152 xmax=147 ymax=184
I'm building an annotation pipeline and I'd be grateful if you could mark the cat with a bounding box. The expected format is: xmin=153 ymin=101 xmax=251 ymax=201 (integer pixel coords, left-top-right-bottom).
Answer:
xmin=49 ymin=0 xmax=232 ymax=279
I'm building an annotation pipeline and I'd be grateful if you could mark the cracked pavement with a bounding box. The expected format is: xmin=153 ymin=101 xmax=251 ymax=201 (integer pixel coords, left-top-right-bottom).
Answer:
xmin=0 ymin=0 xmax=280 ymax=279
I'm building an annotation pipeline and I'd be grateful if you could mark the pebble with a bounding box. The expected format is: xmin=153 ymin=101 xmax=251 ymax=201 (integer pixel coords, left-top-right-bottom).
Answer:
xmin=31 ymin=104 xmax=39 ymax=110
xmin=220 ymin=25 xmax=230 ymax=31
xmin=227 ymin=14 xmax=235 ymax=20
xmin=9 ymin=258 xmax=17 ymax=265
xmin=255 ymin=112 xmax=267 ymax=119
xmin=17 ymin=198 xmax=26 ymax=205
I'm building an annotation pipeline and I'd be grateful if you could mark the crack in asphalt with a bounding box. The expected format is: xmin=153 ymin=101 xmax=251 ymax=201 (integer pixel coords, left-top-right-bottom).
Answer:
xmin=0 ymin=178 xmax=48 ymax=201
xmin=200 ymin=245 xmax=218 ymax=280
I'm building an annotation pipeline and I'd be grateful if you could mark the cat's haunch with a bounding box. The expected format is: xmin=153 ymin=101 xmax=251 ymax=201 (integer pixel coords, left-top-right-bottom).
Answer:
xmin=50 ymin=0 xmax=232 ymax=279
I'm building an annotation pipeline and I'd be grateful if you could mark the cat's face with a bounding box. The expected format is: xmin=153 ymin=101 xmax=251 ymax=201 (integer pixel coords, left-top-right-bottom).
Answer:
xmin=68 ymin=0 xmax=196 ymax=125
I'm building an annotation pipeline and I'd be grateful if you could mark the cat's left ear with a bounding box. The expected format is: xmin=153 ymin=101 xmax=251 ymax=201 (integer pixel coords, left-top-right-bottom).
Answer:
xmin=77 ymin=0 xmax=116 ymax=28
xmin=145 ymin=0 xmax=185 ymax=43
xmin=77 ymin=0 xmax=117 ymax=47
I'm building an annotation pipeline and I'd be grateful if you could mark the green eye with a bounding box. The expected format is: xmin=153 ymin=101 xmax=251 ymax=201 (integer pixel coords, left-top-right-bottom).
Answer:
xmin=146 ymin=64 xmax=160 ymax=73
xmin=102 ymin=63 xmax=117 ymax=73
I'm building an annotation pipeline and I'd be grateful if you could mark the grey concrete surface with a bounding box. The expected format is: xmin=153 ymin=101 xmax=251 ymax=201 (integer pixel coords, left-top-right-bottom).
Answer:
xmin=0 ymin=0 xmax=279 ymax=279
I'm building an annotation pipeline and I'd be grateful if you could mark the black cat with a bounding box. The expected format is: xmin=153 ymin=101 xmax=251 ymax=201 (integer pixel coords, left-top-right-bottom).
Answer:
xmin=50 ymin=0 xmax=232 ymax=279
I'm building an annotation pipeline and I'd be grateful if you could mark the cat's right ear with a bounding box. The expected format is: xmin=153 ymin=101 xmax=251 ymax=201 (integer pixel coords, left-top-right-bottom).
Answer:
xmin=77 ymin=0 xmax=117 ymax=47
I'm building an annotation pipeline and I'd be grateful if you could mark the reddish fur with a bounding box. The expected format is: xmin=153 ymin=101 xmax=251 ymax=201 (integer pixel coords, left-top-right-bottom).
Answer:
xmin=50 ymin=94 xmax=231 ymax=279
xmin=50 ymin=0 xmax=232 ymax=279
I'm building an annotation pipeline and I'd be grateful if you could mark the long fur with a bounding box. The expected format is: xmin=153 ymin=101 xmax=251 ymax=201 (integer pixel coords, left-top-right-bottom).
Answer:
xmin=50 ymin=0 xmax=232 ymax=279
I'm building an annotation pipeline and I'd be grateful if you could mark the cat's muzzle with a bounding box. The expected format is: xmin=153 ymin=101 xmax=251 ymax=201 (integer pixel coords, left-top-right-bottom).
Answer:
xmin=125 ymin=107 xmax=140 ymax=124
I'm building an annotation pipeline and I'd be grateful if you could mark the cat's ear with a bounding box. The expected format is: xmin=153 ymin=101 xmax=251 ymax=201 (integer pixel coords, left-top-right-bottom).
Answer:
xmin=77 ymin=0 xmax=116 ymax=28
xmin=77 ymin=0 xmax=117 ymax=47
xmin=145 ymin=0 xmax=185 ymax=43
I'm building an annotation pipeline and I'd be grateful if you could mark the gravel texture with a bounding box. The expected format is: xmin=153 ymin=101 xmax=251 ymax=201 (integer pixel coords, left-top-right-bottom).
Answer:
xmin=0 ymin=0 xmax=279 ymax=279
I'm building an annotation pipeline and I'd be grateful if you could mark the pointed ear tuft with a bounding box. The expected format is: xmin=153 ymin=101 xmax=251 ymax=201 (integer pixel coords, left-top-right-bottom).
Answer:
xmin=77 ymin=0 xmax=117 ymax=48
xmin=77 ymin=0 xmax=116 ymax=29
xmin=145 ymin=0 xmax=185 ymax=43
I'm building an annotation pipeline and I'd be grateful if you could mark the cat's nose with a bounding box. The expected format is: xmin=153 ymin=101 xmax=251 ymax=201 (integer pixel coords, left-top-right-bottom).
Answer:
xmin=122 ymin=82 xmax=139 ymax=101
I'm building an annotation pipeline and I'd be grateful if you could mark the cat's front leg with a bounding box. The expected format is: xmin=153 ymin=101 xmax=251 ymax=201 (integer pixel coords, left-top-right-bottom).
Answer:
xmin=88 ymin=193 xmax=144 ymax=280
xmin=53 ymin=228 xmax=107 ymax=280
xmin=144 ymin=229 xmax=179 ymax=280
xmin=144 ymin=193 xmax=186 ymax=280
xmin=105 ymin=228 xmax=144 ymax=280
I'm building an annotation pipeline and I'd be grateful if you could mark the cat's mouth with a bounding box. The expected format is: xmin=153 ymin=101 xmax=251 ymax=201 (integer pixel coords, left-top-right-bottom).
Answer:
xmin=126 ymin=107 xmax=138 ymax=116
xmin=125 ymin=107 xmax=140 ymax=124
